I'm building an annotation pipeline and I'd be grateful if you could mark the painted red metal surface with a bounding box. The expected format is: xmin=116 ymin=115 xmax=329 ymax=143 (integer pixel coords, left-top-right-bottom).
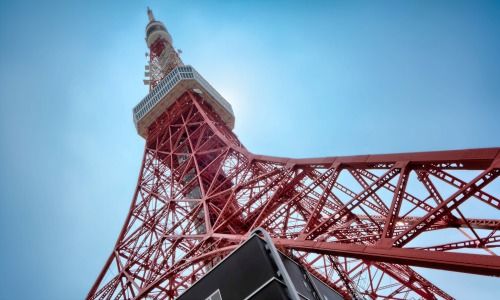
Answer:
xmin=147 ymin=37 xmax=182 ymax=90
xmin=87 ymin=90 xmax=500 ymax=300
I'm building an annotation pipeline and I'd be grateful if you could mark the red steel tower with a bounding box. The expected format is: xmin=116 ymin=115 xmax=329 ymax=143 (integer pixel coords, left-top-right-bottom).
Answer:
xmin=88 ymin=8 xmax=500 ymax=300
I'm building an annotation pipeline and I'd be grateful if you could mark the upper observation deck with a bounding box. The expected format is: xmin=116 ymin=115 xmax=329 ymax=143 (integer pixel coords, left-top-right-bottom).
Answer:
xmin=133 ymin=65 xmax=235 ymax=138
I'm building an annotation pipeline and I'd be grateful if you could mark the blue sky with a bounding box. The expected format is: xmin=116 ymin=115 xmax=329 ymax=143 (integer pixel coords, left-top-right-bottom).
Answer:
xmin=0 ymin=0 xmax=499 ymax=299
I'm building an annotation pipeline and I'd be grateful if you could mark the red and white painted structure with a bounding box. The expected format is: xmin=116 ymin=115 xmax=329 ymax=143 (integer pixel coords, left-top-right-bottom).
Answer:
xmin=88 ymin=8 xmax=500 ymax=300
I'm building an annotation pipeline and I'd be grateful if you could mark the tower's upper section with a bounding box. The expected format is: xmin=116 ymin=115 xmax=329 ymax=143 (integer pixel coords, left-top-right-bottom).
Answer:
xmin=133 ymin=8 xmax=235 ymax=139
xmin=143 ymin=7 xmax=184 ymax=89
xmin=145 ymin=7 xmax=172 ymax=48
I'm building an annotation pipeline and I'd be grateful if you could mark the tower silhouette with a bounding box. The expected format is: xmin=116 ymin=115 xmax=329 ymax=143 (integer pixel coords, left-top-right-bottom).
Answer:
xmin=88 ymin=9 xmax=500 ymax=300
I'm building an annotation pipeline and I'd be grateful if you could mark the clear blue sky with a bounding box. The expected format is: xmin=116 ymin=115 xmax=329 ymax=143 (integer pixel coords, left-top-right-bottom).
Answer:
xmin=0 ymin=0 xmax=499 ymax=299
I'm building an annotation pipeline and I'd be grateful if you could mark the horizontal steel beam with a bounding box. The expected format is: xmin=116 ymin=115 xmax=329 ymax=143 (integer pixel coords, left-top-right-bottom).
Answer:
xmin=250 ymin=147 xmax=500 ymax=170
xmin=356 ymin=215 xmax=500 ymax=230
xmin=274 ymin=238 xmax=500 ymax=277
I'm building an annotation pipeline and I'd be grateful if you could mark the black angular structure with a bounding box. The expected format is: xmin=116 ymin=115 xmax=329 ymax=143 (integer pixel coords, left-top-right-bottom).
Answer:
xmin=178 ymin=229 xmax=344 ymax=300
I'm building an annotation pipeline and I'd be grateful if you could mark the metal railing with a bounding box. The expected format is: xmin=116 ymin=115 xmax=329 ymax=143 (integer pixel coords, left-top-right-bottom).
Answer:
xmin=133 ymin=65 xmax=233 ymax=125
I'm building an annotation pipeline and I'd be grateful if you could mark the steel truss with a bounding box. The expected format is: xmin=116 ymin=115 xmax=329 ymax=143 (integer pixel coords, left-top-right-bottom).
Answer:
xmin=88 ymin=91 xmax=500 ymax=299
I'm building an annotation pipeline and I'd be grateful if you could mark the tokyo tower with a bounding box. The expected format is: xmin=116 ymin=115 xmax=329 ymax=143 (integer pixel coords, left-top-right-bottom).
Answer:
xmin=88 ymin=8 xmax=500 ymax=299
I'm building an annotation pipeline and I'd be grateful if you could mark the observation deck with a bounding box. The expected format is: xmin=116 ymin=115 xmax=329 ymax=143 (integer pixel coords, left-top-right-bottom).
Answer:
xmin=133 ymin=66 xmax=235 ymax=138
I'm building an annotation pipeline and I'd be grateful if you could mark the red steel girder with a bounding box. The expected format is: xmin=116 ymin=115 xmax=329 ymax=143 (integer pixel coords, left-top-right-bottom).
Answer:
xmin=274 ymin=238 xmax=500 ymax=276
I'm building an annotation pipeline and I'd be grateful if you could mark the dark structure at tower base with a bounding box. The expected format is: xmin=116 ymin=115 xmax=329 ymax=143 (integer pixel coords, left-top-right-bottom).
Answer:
xmin=178 ymin=233 xmax=344 ymax=300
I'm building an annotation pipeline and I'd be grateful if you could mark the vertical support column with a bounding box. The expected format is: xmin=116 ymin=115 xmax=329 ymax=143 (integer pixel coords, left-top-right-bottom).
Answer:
xmin=381 ymin=162 xmax=410 ymax=244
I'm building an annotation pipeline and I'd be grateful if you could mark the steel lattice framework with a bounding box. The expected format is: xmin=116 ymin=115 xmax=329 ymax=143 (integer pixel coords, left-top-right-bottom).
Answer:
xmin=88 ymin=8 xmax=500 ymax=300
xmin=88 ymin=92 xmax=500 ymax=299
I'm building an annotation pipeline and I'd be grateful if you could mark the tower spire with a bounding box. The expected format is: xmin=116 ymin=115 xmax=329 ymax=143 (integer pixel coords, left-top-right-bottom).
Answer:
xmin=147 ymin=7 xmax=155 ymax=22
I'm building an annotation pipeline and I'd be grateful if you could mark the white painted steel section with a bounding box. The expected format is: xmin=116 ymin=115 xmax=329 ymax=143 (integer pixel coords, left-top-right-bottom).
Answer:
xmin=133 ymin=65 xmax=235 ymax=138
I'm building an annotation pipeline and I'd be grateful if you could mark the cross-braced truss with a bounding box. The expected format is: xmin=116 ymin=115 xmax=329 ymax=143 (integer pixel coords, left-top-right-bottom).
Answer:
xmin=88 ymin=91 xmax=500 ymax=300
xmin=147 ymin=38 xmax=183 ymax=91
